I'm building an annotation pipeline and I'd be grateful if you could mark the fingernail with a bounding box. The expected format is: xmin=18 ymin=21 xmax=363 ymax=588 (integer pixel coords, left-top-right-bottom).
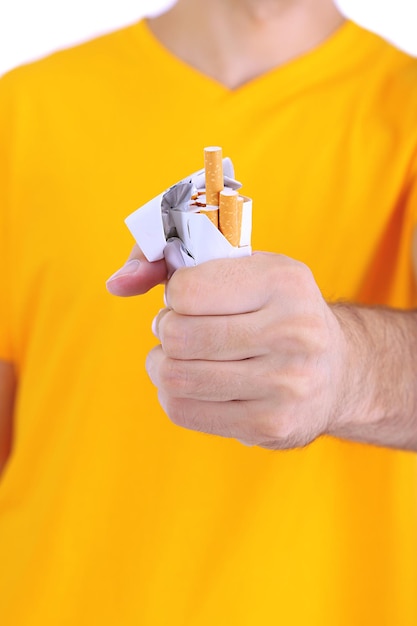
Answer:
xmin=106 ymin=259 xmax=141 ymax=283
xmin=152 ymin=308 xmax=166 ymax=339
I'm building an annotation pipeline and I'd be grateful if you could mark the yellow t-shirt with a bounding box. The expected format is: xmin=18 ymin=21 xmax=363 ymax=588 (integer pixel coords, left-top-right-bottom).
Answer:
xmin=1 ymin=19 xmax=417 ymax=626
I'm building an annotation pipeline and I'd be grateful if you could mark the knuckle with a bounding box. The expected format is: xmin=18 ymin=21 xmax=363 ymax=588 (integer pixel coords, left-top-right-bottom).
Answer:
xmin=278 ymin=258 xmax=317 ymax=299
xmin=158 ymin=357 xmax=208 ymax=398
xmin=268 ymin=314 xmax=330 ymax=361
xmin=290 ymin=258 xmax=314 ymax=283
xmin=159 ymin=314 xmax=187 ymax=358
xmin=158 ymin=358 xmax=189 ymax=395
xmin=256 ymin=408 xmax=302 ymax=449
xmin=300 ymin=314 xmax=331 ymax=353
xmin=287 ymin=367 xmax=316 ymax=400
xmin=167 ymin=268 xmax=202 ymax=314
xmin=162 ymin=396 xmax=188 ymax=428
xmin=257 ymin=409 xmax=281 ymax=441
xmin=160 ymin=314 xmax=208 ymax=360
xmin=248 ymin=392 xmax=314 ymax=450
xmin=163 ymin=396 xmax=206 ymax=433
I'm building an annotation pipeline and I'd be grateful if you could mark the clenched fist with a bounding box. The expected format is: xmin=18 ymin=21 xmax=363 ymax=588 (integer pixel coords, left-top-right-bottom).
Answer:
xmin=107 ymin=247 xmax=417 ymax=451
xmin=148 ymin=253 xmax=348 ymax=448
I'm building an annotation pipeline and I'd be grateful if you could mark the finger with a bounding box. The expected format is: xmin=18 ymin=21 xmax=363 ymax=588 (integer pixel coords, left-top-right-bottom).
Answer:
xmin=158 ymin=392 xmax=317 ymax=449
xmin=165 ymin=252 xmax=301 ymax=315
xmin=156 ymin=391 xmax=289 ymax=447
xmin=152 ymin=308 xmax=267 ymax=360
xmin=158 ymin=392 xmax=256 ymax=440
xmin=146 ymin=345 xmax=266 ymax=401
xmin=106 ymin=244 xmax=168 ymax=296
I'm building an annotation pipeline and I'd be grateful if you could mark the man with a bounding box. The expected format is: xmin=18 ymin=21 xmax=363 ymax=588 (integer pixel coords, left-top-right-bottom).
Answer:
xmin=1 ymin=0 xmax=417 ymax=624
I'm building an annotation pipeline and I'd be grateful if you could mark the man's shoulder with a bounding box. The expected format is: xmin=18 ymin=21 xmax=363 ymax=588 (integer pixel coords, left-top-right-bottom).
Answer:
xmin=351 ymin=24 xmax=417 ymax=133
xmin=358 ymin=25 xmax=417 ymax=93
xmin=0 ymin=20 xmax=144 ymax=96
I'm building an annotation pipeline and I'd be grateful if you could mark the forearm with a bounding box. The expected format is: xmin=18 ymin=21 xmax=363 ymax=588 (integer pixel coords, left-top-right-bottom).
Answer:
xmin=330 ymin=304 xmax=417 ymax=451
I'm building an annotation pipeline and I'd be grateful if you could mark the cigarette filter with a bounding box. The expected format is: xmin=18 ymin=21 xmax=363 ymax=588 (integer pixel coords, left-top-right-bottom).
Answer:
xmin=124 ymin=152 xmax=252 ymax=272
xmin=200 ymin=206 xmax=219 ymax=228
xmin=219 ymin=188 xmax=242 ymax=247
xmin=204 ymin=146 xmax=223 ymax=205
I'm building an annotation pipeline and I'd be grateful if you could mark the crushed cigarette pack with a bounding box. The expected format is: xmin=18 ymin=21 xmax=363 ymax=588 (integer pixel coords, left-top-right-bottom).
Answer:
xmin=125 ymin=147 xmax=252 ymax=273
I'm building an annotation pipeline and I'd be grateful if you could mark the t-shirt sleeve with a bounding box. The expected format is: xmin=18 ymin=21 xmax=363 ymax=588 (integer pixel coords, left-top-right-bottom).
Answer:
xmin=412 ymin=170 xmax=417 ymax=228
xmin=401 ymin=148 xmax=417 ymax=307
xmin=0 ymin=73 xmax=15 ymax=362
xmin=410 ymin=168 xmax=417 ymax=291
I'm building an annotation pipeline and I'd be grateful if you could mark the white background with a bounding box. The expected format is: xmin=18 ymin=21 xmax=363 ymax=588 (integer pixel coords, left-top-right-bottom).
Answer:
xmin=0 ymin=0 xmax=416 ymax=77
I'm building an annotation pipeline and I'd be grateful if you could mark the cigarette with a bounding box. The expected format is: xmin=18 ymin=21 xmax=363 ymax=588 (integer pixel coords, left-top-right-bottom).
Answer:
xmin=200 ymin=206 xmax=219 ymax=228
xmin=219 ymin=188 xmax=242 ymax=247
xmin=236 ymin=195 xmax=243 ymax=245
xmin=204 ymin=146 xmax=223 ymax=206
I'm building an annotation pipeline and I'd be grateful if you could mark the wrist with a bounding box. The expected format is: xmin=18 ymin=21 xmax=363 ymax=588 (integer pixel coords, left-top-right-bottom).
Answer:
xmin=327 ymin=304 xmax=417 ymax=450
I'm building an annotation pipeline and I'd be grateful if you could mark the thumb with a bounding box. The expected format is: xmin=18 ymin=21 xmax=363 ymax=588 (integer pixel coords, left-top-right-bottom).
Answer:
xmin=106 ymin=245 xmax=168 ymax=297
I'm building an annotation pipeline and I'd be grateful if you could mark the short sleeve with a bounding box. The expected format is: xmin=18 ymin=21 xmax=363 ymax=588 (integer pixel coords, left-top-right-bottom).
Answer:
xmin=410 ymin=170 xmax=417 ymax=291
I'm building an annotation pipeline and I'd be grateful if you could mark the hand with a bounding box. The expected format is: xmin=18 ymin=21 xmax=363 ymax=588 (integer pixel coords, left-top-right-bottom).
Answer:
xmin=106 ymin=244 xmax=168 ymax=296
xmin=144 ymin=252 xmax=348 ymax=449
xmin=108 ymin=247 xmax=417 ymax=451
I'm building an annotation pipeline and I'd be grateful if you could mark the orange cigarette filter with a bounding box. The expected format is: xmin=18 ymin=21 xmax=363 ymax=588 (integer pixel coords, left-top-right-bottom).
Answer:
xmin=200 ymin=206 xmax=219 ymax=228
xmin=204 ymin=146 xmax=224 ymax=205
xmin=219 ymin=188 xmax=242 ymax=247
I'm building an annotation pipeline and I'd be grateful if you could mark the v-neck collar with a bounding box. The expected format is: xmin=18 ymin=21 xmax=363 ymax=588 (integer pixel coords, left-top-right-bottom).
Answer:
xmin=131 ymin=18 xmax=385 ymax=104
